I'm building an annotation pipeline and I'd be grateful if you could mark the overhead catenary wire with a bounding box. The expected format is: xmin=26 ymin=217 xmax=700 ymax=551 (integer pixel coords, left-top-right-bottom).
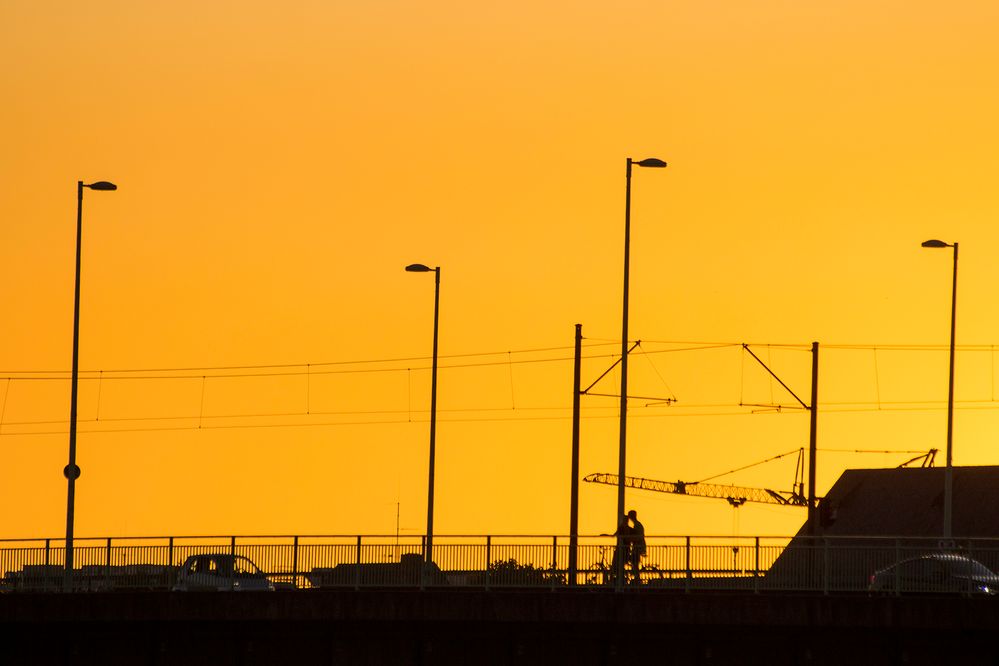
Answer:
xmin=695 ymin=449 xmax=802 ymax=484
xmin=0 ymin=351 xmax=613 ymax=381
xmin=3 ymin=340 xmax=993 ymax=381
xmin=637 ymin=343 xmax=677 ymax=403
xmin=5 ymin=393 xmax=999 ymax=437
xmin=0 ymin=342 xmax=745 ymax=382
xmin=6 ymin=399 xmax=999 ymax=438
xmin=6 ymin=340 xmax=999 ymax=438
xmin=0 ymin=343 xmax=620 ymax=377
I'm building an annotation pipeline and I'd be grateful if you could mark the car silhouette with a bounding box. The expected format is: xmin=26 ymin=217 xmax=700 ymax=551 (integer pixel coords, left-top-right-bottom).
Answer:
xmin=173 ymin=554 xmax=274 ymax=592
xmin=868 ymin=553 xmax=999 ymax=595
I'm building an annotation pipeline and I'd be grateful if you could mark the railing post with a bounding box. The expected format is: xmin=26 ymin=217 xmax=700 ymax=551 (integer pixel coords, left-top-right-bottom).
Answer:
xmin=966 ymin=540 xmax=974 ymax=596
xmin=685 ymin=537 xmax=691 ymax=593
xmin=292 ymin=536 xmax=299 ymax=589
xmin=485 ymin=535 xmax=491 ymax=591
xmin=230 ymin=536 xmax=237 ymax=590
xmin=45 ymin=539 xmax=50 ymax=568
xmin=168 ymin=537 xmax=174 ymax=567
xmin=551 ymin=536 xmax=558 ymax=590
xmin=105 ymin=537 xmax=112 ymax=591
xmin=895 ymin=539 xmax=902 ymax=596
xmin=754 ymin=537 xmax=760 ymax=594
xmin=355 ymin=536 xmax=362 ymax=590
xmin=822 ymin=538 xmax=829 ymax=595
xmin=420 ymin=535 xmax=427 ymax=590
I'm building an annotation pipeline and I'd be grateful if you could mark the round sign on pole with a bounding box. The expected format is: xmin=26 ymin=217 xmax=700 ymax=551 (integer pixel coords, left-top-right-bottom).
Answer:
xmin=64 ymin=464 xmax=81 ymax=480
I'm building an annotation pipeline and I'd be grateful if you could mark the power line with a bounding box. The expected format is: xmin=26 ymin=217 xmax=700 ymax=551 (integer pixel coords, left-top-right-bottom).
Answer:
xmin=4 ymin=340 xmax=992 ymax=381
xmin=0 ymin=343 xmax=619 ymax=377
xmin=0 ymin=343 xmax=744 ymax=382
xmin=6 ymin=399 xmax=999 ymax=439
xmin=9 ymin=396 xmax=994 ymax=431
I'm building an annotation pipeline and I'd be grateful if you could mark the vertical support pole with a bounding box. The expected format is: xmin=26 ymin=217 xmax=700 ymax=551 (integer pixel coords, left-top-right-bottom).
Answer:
xmin=569 ymin=323 xmax=582 ymax=586
xmin=808 ymin=342 xmax=819 ymax=536
xmin=45 ymin=539 xmax=51 ymax=568
xmin=355 ymin=535 xmax=362 ymax=590
xmin=168 ymin=537 xmax=174 ymax=567
xmin=684 ymin=536 xmax=691 ymax=592
xmin=966 ymin=540 xmax=974 ymax=595
xmin=64 ymin=181 xmax=84 ymax=593
xmin=426 ymin=267 xmax=440 ymax=565
xmin=230 ymin=536 xmax=237 ymax=591
xmin=420 ymin=535 xmax=426 ymax=591
xmin=292 ymin=536 xmax=299 ymax=589
xmin=618 ymin=159 xmax=633 ymax=525
xmin=822 ymin=538 xmax=829 ymax=595
xmin=105 ymin=537 xmax=112 ymax=591
xmin=895 ymin=539 xmax=902 ymax=596
xmin=485 ymin=535 xmax=491 ymax=591
xmin=944 ymin=243 xmax=958 ymax=539
xmin=754 ymin=537 xmax=760 ymax=594
xmin=551 ymin=536 xmax=558 ymax=583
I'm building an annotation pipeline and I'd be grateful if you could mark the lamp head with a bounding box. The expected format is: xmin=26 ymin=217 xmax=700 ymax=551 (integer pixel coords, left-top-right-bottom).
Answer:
xmin=86 ymin=181 xmax=118 ymax=191
xmin=636 ymin=158 xmax=667 ymax=168
xmin=921 ymin=240 xmax=949 ymax=248
xmin=405 ymin=263 xmax=433 ymax=273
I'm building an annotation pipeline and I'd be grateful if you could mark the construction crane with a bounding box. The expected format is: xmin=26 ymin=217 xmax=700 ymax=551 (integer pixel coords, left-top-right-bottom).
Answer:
xmin=584 ymin=447 xmax=938 ymax=508
xmin=583 ymin=472 xmax=808 ymax=507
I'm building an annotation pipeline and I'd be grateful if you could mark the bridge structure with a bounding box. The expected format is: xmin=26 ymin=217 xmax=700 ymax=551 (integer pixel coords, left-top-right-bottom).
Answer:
xmin=2 ymin=533 xmax=998 ymax=592
xmin=1 ymin=533 xmax=996 ymax=664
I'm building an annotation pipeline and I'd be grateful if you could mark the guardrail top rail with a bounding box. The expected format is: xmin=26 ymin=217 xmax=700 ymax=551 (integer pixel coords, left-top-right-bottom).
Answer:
xmin=4 ymin=534 xmax=999 ymax=594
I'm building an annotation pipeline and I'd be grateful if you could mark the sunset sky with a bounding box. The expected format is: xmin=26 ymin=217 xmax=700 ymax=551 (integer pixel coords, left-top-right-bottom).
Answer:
xmin=2 ymin=0 xmax=999 ymax=541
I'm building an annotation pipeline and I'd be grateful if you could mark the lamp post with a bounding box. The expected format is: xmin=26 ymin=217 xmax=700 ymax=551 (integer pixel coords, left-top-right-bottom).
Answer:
xmin=65 ymin=180 xmax=117 ymax=590
xmin=921 ymin=239 xmax=957 ymax=539
xmin=405 ymin=263 xmax=440 ymax=564
xmin=618 ymin=158 xmax=666 ymax=521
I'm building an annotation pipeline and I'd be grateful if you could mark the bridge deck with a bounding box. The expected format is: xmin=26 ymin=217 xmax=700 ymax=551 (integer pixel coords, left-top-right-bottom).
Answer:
xmin=1 ymin=588 xmax=994 ymax=665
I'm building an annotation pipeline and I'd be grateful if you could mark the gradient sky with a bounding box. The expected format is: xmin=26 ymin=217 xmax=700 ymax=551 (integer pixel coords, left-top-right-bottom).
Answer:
xmin=2 ymin=0 xmax=999 ymax=540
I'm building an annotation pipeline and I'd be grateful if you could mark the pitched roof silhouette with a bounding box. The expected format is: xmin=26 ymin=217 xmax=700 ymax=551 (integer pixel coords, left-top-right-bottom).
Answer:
xmin=808 ymin=465 xmax=999 ymax=538
xmin=766 ymin=466 xmax=999 ymax=591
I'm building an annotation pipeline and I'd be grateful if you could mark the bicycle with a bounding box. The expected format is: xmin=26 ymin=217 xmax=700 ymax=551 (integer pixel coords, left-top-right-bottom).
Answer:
xmin=584 ymin=545 xmax=645 ymax=586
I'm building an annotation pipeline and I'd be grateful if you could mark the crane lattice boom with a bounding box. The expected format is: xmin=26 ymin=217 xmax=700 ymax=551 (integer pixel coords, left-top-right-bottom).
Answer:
xmin=583 ymin=473 xmax=807 ymax=507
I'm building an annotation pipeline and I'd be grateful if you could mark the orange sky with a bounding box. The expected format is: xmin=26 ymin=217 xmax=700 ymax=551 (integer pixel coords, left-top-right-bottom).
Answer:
xmin=2 ymin=0 xmax=999 ymax=540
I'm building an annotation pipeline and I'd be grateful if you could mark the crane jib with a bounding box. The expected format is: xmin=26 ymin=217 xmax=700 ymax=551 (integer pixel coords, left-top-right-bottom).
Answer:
xmin=582 ymin=473 xmax=808 ymax=507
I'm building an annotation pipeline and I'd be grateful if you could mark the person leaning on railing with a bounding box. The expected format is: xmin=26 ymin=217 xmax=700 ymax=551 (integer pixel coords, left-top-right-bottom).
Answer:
xmin=627 ymin=509 xmax=646 ymax=581
xmin=612 ymin=514 xmax=631 ymax=583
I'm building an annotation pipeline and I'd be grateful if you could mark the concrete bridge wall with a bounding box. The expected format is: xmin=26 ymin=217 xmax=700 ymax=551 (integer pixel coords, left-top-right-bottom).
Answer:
xmin=1 ymin=589 xmax=993 ymax=665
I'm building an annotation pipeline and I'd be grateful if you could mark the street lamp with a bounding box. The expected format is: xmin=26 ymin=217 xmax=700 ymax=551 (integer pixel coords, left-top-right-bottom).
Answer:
xmin=65 ymin=180 xmax=117 ymax=590
xmin=921 ymin=239 xmax=957 ymax=539
xmin=405 ymin=263 xmax=440 ymax=564
xmin=618 ymin=158 xmax=666 ymax=521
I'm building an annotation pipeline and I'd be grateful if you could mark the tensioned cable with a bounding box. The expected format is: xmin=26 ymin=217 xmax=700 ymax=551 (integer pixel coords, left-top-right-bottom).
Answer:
xmin=873 ymin=347 xmax=882 ymax=410
xmin=636 ymin=343 xmax=677 ymax=402
xmin=818 ymin=448 xmax=933 ymax=454
xmin=0 ymin=408 xmax=811 ymax=438
xmin=0 ymin=343 xmax=620 ymax=376
xmin=6 ymin=401 xmax=999 ymax=438
xmin=0 ymin=344 xmax=744 ymax=382
xmin=5 ymin=397 xmax=998 ymax=431
xmin=0 ymin=378 xmax=9 ymax=431
xmin=695 ymin=449 xmax=801 ymax=484
xmin=0 ymin=351 xmax=612 ymax=381
xmin=4 ymin=341 xmax=989 ymax=380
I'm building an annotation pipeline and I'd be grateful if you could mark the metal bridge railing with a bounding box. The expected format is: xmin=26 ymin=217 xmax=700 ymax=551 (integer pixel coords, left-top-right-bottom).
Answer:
xmin=2 ymin=535 xmax=998 ymax=594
